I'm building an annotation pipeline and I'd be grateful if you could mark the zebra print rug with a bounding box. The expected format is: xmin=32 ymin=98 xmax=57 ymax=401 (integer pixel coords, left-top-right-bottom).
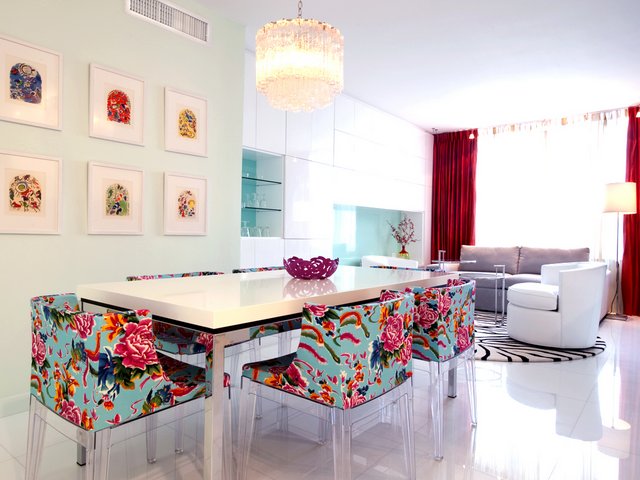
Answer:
xmin=474 ymin=311 xmax=606 ymax=362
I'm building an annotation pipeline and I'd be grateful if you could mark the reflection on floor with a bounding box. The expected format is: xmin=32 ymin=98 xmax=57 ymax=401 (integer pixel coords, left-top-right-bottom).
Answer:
xmin=1 ymin=315 xmax=639 ymax=479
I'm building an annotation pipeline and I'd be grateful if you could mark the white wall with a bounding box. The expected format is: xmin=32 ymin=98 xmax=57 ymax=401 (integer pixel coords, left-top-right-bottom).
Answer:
xmin=0 ymin=1 xmax=244 ymax=414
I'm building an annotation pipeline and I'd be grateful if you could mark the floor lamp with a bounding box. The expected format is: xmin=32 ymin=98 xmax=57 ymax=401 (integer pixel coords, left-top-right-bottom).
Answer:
xmin=604 ymin=182 xmax=637 ymax=319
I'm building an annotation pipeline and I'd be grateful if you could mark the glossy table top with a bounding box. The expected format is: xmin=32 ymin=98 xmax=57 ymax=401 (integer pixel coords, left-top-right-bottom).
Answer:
xmin=77 ymin=265 xmax=456 ymax=331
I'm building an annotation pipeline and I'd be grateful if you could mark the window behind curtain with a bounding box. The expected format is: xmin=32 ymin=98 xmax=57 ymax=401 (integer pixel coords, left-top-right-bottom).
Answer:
xmin=475 ymin=111 xmax=628 ymax=259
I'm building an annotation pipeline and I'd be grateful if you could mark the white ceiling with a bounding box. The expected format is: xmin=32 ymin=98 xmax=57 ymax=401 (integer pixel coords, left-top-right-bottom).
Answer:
xmin=203 ymin=0 xmax=640 ymax=132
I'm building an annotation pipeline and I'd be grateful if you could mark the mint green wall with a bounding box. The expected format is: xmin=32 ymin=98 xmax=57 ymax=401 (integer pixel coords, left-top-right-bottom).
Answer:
xmin=333 ymin=205 xmax=403 ymax=265
xmin=0 ymin=0 xmax=244 ymax=414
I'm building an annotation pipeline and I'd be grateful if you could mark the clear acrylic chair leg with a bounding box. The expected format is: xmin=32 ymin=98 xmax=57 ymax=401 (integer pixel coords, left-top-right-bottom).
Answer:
xmin=175 ymin=406 xmax=185 ymax=453
xmin=398 ymin=381 xmax=416 ymax=479
xmin=464 ymin=349 xmax=478 ymax=426
xmin=237 ymin=378 xmax=259 ymax=480
xmin=330 ymin=408 xmax=352 ymax=480
xmin=447 ymin=363 xmax=458 ymax=398
xmin=89 ymin=429 xmax=112 ymax=480
xmin=145 ymin=415 xmax=158 ymax=463
xmin=25 ymin=398 xmax=47 ymax=480
xmin=430 ymin=362 xmax=444 ymax=460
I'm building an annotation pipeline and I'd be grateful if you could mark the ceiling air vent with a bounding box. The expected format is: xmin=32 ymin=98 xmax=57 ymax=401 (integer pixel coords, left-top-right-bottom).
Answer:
xmin=126 ymin=0 xmax=209 ymax=43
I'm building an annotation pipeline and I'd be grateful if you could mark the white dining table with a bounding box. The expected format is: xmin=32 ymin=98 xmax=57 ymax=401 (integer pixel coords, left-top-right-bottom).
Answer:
xmin=77 ymin=265 xmax=456 ymax=479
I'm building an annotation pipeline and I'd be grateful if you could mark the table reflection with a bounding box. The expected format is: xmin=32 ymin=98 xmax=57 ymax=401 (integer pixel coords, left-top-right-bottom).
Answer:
xmin=283 ymin=278 xmax=337 ymax=297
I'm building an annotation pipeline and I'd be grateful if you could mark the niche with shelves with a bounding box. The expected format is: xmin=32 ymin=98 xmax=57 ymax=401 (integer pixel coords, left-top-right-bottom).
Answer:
xmin=241 ymin=149 xmax=283 ymax=238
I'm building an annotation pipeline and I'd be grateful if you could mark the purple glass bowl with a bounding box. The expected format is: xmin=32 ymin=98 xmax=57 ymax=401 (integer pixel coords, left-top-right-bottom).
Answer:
xmin=283 ymin=256 xmax=339 ymax=280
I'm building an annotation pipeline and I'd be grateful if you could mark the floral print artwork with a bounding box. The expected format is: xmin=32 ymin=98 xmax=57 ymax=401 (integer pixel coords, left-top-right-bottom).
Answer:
xmin=30 ymin=294 xmax=207 ymax=432
xmin=243 ymin=292 xmax=414 ymax=410
xmin=9 ymin=174 xmax=42 ymax=212
xmin=107 ymin=89 xmax=131 ymax=124
xmin=105 ymin=183 xmax=129 ymax=216
xmin=10 ymin=63 xmax=42 ymax=104
xmin=177 ymin=190 xmax=196 ymax=218
xmin=178 ymin=108 xmax=197 ymax=139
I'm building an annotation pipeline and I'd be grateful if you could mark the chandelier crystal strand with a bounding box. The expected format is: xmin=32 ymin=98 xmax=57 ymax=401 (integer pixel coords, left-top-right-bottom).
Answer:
xmin=255 ymin=2 xmax=344 ymax=112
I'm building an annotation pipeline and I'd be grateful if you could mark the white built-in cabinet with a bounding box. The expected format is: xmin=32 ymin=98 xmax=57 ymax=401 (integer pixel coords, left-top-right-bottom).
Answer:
xmin=332 ymin=96 xmax=428 ymax=212
xmin=284 ymin=239 xmax=334 ymax=260
xmin=284 ymin=156 xmax=333 ymax=239
xmin=332 ymin=166 xmax=425 ymax=212
xmin=241 ymin=50 xmax=432 ymax=268
xmin=285 ymin=108 xmax=334 ymax=165
xmin=240 ymin=238 xmax=285 ymax=269
xmin=243 ymin=52 xmax=286 ymax=155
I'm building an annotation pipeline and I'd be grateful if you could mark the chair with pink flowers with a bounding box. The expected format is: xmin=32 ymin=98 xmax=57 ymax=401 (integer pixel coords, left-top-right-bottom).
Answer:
xmin=237 ymin=291 xmax=417 ymax=479
xmin=401 ymin=278 xmax=477 ymax=460
xmin=26 ymin=293 xmax=232 ymax=479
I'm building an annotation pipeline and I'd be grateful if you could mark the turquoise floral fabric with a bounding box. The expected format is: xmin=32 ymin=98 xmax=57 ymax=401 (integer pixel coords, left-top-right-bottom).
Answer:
xmin=30 ymin=294 xmax=208 ymax=432
xmin=398 ymin=279 xmax=475 ymax=362
xmin=232 ymin=266 xmax=284 ymax=273
xmin=125 ymin=271 xmax=224 ymax=281
xmin=242 ymin=292 xmax=414 ymax=409
xmin=126 ymin=271 xmax=223 ymax=355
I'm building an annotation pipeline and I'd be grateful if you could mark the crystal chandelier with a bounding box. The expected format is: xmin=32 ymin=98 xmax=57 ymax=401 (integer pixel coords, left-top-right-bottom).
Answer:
xmin=255 ymin=0 xmax=344 ymax=112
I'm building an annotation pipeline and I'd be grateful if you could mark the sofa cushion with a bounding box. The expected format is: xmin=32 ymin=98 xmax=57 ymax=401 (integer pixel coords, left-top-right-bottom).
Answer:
xmin=459 ymin=246 xmax=520 ymax=275
xmin=517 ymin=247 xmax=589 ymax=274
xmin=508 ymin=282 xmax=559 ymax=310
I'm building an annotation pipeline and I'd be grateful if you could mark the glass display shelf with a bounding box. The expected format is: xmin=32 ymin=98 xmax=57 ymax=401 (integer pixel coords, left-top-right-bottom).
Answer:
xmin=241 ymin=175 xmax=282 ymax=186
xmin=242 ymin=206 xmax=282 ymax=212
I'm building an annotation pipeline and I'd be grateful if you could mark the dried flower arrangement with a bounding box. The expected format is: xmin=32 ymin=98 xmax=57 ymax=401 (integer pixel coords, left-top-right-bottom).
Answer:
xmin=388 ymin=215 xmax=417 ymax=247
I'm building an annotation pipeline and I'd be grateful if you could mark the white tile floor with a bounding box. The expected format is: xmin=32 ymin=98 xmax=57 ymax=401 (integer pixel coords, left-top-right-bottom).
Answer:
xmin=3 ymin=315 xmax=640 ymax=479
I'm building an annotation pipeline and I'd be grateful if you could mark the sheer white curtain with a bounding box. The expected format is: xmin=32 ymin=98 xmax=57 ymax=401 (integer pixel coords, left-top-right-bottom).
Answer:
xmin=476 ymin=110 xmax=628 ymax=259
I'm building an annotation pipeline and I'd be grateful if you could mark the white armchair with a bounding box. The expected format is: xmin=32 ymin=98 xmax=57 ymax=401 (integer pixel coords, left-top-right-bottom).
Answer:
xmin=506 ymin=262 xmax=607 ymax=348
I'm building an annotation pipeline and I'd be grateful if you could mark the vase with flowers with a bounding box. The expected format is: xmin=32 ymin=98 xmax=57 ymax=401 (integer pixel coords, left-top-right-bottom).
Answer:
xmin=388 ymin=215 xmax=418 ymax=259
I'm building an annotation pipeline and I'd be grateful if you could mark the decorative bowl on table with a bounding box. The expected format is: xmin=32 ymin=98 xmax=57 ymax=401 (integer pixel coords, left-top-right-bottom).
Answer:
xmin=283 ymin=256 xmax=339 ymax=280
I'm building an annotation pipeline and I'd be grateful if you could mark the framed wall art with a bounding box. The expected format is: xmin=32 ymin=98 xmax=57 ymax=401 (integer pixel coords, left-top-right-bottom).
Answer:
xmin=0 ymin=35 xmax=62 ymax=130
xmin=89 ymin=64 xmax=144 ymax=145
xmin=164 ymin=87 xmax=207 ymax=157
xmin=88 ymin=162 xmax=143 ymax=235
xmin=164 ymin=172 xmax=207 ymax=235
xmin=0 ymin=151 xmax=61 ymax=234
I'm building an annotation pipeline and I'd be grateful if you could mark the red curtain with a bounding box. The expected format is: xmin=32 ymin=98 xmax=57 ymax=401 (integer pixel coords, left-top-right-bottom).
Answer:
xmin=430 ymin=130 xmax=478 ymax=261
xmin=622 ymin=106 xmax=640 ymax=316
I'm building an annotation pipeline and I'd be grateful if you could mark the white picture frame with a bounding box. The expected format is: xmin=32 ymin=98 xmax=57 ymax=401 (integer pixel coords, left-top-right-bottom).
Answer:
xmin=164 ymin=87 xmax=208 ymax=157
xmin=164 ymin=172 xmax=207 ymax=235
xmin=88 ymin=162 xmax=143 ymax=235
xmin=0 ymin=35 xmax=62 ymax=130
xmin=0 ymin=151 xmax=61 ymax=234
xmin=89 ymin=64 xmax=144 ymax=146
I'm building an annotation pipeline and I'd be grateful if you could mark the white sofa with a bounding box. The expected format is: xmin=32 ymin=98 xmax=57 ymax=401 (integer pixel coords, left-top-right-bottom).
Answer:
xmin=361 ymin=255 xmax=419 ymax=269
xmin=506 ymin=262 xmax=607 ymax=349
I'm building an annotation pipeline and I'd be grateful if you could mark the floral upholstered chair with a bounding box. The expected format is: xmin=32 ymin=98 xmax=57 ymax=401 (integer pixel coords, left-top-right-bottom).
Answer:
xmin=369 ymin=265 xmax=439 ymax=272
xmin=237 ymin=291 xmax=416 ymax=479
xmin=401 ymin=278 xmax=477 ymax=460
xmin=27 ymin=294 xmax=231 ymax=479
xmin=126 ymin=271 xmax=224 ymax=357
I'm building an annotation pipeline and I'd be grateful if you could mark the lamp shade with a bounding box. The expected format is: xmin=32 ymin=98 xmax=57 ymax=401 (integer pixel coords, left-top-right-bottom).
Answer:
xmin=604 ymin=182 xmax=637 ymax=214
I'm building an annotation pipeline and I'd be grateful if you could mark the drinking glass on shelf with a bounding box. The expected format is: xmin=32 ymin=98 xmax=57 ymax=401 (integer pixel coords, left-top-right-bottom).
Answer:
xmin=251 ymin=193 xmax=259 ymax=208
xmin=250 ymin=226 xmax=262 ymax=237
xmin=241 ymin=221 xmax=250 ymax=237
xmin=261 ymin=226 xmax=270 ymax=237
xmin=258 ymin=193 xmax=267 ymax=208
